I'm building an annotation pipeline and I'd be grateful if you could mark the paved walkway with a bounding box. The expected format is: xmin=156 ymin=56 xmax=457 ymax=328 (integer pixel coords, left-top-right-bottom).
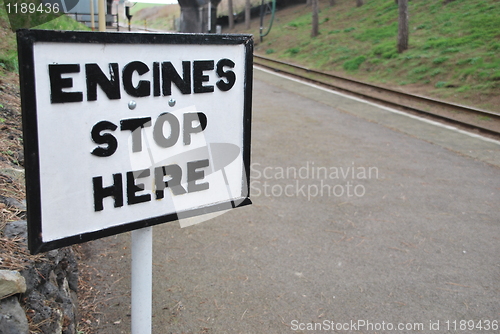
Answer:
xmin=88 ymin=67 xmax=500 ymax=334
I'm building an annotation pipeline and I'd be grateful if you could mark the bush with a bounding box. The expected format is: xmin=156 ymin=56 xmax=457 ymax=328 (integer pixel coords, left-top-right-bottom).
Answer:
xmin=372 ymin=41 xmax=398 ymax=59
xmin=433 ymin=56 xmax=449 ymax=64
xmin=355 ymin=23 xmax=397 ymax=42
xmin=411 ymin=66 xmax=430 ymax=74
xmin=0 ymin=53 xmax=18 ymax=72
xmin=430 ymin=69 xmax=443 ymax=77
xmin=343 ymin=56 xmax=366 ymax=71
xmin=491 ymin=71 xmax=500 ymax=81
xmin=441 ymin=48 xmax=460 ymax=54
xmin=286 ymin=47 xmax=300 ymax=56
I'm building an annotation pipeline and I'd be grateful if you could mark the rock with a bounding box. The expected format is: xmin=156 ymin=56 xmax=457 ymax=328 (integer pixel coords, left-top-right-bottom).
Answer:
xmin=2 ymin=221 xmax=79 ymax=333
xmin=24 ymin=290 xmax=63 ymax=334
xmin=0 ymin=296 xmax=29 ymax=334
xmin=19 ymin=246 xmax=79 ymax=334
xmin=59 ymin=278 xmax=78 ymax=334
xmin=53 ymin=248 xmax=78 ymax=293
xmin=15 ymin=152 xmax=24 ymax=167
xmin=0 ymin=195 xmax=26 ymax=211
xmin=0 ymin=271 xmax=26 ymax=300
xmin=20 ymin=262 xmax=52 ymax=295
xmin=0 ymin=167 xmax=24 ymax=185
xmin=3 ymin=220 xmax=27 ymax=240
xmin=39 ymin=278 xmax=59 ymax=301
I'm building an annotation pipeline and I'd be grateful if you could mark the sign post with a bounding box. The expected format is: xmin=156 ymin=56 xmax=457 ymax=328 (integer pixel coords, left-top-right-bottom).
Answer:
xmin=90 ymin=0 xmax=95 ymax=31
xmin=131 ymin=227 xmax=153 ymax=333
xmin=125 ymin=3 xmax=133 ymax=31
xmin=98 ymin=0 xmax=106 ymax=31
xmin=17 ymin=30 xmax=253 ymax=254
xmin=17 ymin=31 xmax=253 ymax=331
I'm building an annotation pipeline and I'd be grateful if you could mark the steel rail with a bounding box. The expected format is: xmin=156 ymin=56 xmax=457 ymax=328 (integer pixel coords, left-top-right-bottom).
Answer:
xmin=254 ymin=54 xmax=500 ymax=137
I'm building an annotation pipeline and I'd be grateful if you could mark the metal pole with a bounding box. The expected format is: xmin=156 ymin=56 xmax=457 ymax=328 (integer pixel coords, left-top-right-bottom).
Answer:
xmin=116 ymin=2 xmax=119 ymax=31
xmin=90 ymin=0 xmax=95 ymax=31
xmin=208 ymin=0 xmax=211 ymax=33
xmin=131 ymin=227 xmax=153 ymax=334
xmin=98 ymin=0 xmax=106 ymax=32
xmin=259 ymin=0 xmax=264 ymax=42
xmin=199 ymin=6 xmax=203 ymax=32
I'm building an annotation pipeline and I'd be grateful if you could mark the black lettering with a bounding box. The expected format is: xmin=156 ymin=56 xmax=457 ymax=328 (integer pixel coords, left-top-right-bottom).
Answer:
xmin=86 ymin=63 xmax=121 ymax=101
xmin=127 ymin=169 xmax=151 ymax=205
xmin=193 ymin=60 xmax=214 ymax=94
xmin=183 ymin=112 xmax=207 ymax=145
xmin=93 ymin=173 xmax=123 ymax=211
xmin=122 ymin=61 xmax=151 ymax=97
xmin=162 ymin=61 xmax=191 ymax=96
xmin=153 ymin=62 xmax=161 ymax=97
xmin=91 ymin=121 xmax=118 ymax=157
xmin=216 ymin=58 xmax=236 ymax=92
xmin=187 ymin=159 xmax=209 ymax=193
xmin=153 ymin=112 xmax=180 ymax=148
xmin=120 ymin=117 xmax=152 ymax=153
xmin=154 ymin=164 xmax=186 ymax=199
xmin=48 ymin=64 xmax=83 ymax=103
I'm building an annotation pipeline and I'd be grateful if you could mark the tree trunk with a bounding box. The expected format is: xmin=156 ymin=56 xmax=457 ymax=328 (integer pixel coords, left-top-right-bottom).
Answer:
xmin=311 ymin=0 xmax=319 ymax=37
xmin=329 ymin=0 xmax=335 ymax=6
xmin=245 ymin=0 xmax=251 ymax=29
xmin=228 ymin=0 xmax=234 ymax=29
xmin=356 ymin=0 xmax=363 ymax=7
xmin=397 ymin=0 xmax=409 ymax=53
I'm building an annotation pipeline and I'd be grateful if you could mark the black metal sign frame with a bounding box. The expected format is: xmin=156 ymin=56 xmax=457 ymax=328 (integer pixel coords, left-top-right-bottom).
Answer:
xmin=17 ymin=30 xmax=253 ymax=254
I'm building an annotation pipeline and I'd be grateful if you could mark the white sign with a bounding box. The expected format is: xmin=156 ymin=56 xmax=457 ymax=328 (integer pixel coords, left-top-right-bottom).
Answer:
xmin=17 ymin=30 xmax=253 ymax=254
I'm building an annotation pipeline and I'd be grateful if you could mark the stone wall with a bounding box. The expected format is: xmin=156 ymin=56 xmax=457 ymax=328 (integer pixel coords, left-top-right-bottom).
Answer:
xmin=0 ymin=220 xmax=79 ymax=334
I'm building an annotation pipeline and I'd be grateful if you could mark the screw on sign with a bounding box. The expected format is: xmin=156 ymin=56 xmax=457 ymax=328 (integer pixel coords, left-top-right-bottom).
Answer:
xmin=16 ymin=30 xmax=253 ymax=254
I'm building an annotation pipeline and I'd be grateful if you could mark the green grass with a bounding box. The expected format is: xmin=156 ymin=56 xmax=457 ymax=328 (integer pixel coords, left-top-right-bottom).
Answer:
xmin=343 ymin=56 xmax=366 ymax=71
xmin=128 ymin=3 xmax=180 ymax=31
xmin=285 ymin=47 xmax=301 ymax=56
xmin=129 ymin=3 xmax=160 ymax=15
xmin=35 ymin=14 xmax=90 ymax=30
xmin=245 ymin=0 xmax=500 ymax=110
xmin=0 ymin=0 xmax=89 ymax=73
xmin=432 ymin=56 xmax=449 ymax=65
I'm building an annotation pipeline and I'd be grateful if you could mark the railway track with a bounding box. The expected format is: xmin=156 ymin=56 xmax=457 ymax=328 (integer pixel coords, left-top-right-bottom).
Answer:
xmin=254 ymin=54 xmax=500 ymax=138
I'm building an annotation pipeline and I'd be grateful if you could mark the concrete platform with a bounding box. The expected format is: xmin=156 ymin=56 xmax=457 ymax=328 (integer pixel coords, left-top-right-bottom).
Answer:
xmin=89 ymin=67 xmax=500 ymax=334
xmin=255 ymin=67 xmax=500 ymax=168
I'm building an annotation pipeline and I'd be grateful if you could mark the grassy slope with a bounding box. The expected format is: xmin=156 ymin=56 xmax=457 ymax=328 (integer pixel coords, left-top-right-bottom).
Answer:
xmin=131 ymin=3 xmax=180 ymax=31
xmin=0 ymin=0 xmax=89 ymax=73
xmin=0 ymin=6 xmax=17 ymax=72
xmin=232 ymin=0 xmax=500 ymax=111
xmin=130 ymin=2 xmax=161 ymax=14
